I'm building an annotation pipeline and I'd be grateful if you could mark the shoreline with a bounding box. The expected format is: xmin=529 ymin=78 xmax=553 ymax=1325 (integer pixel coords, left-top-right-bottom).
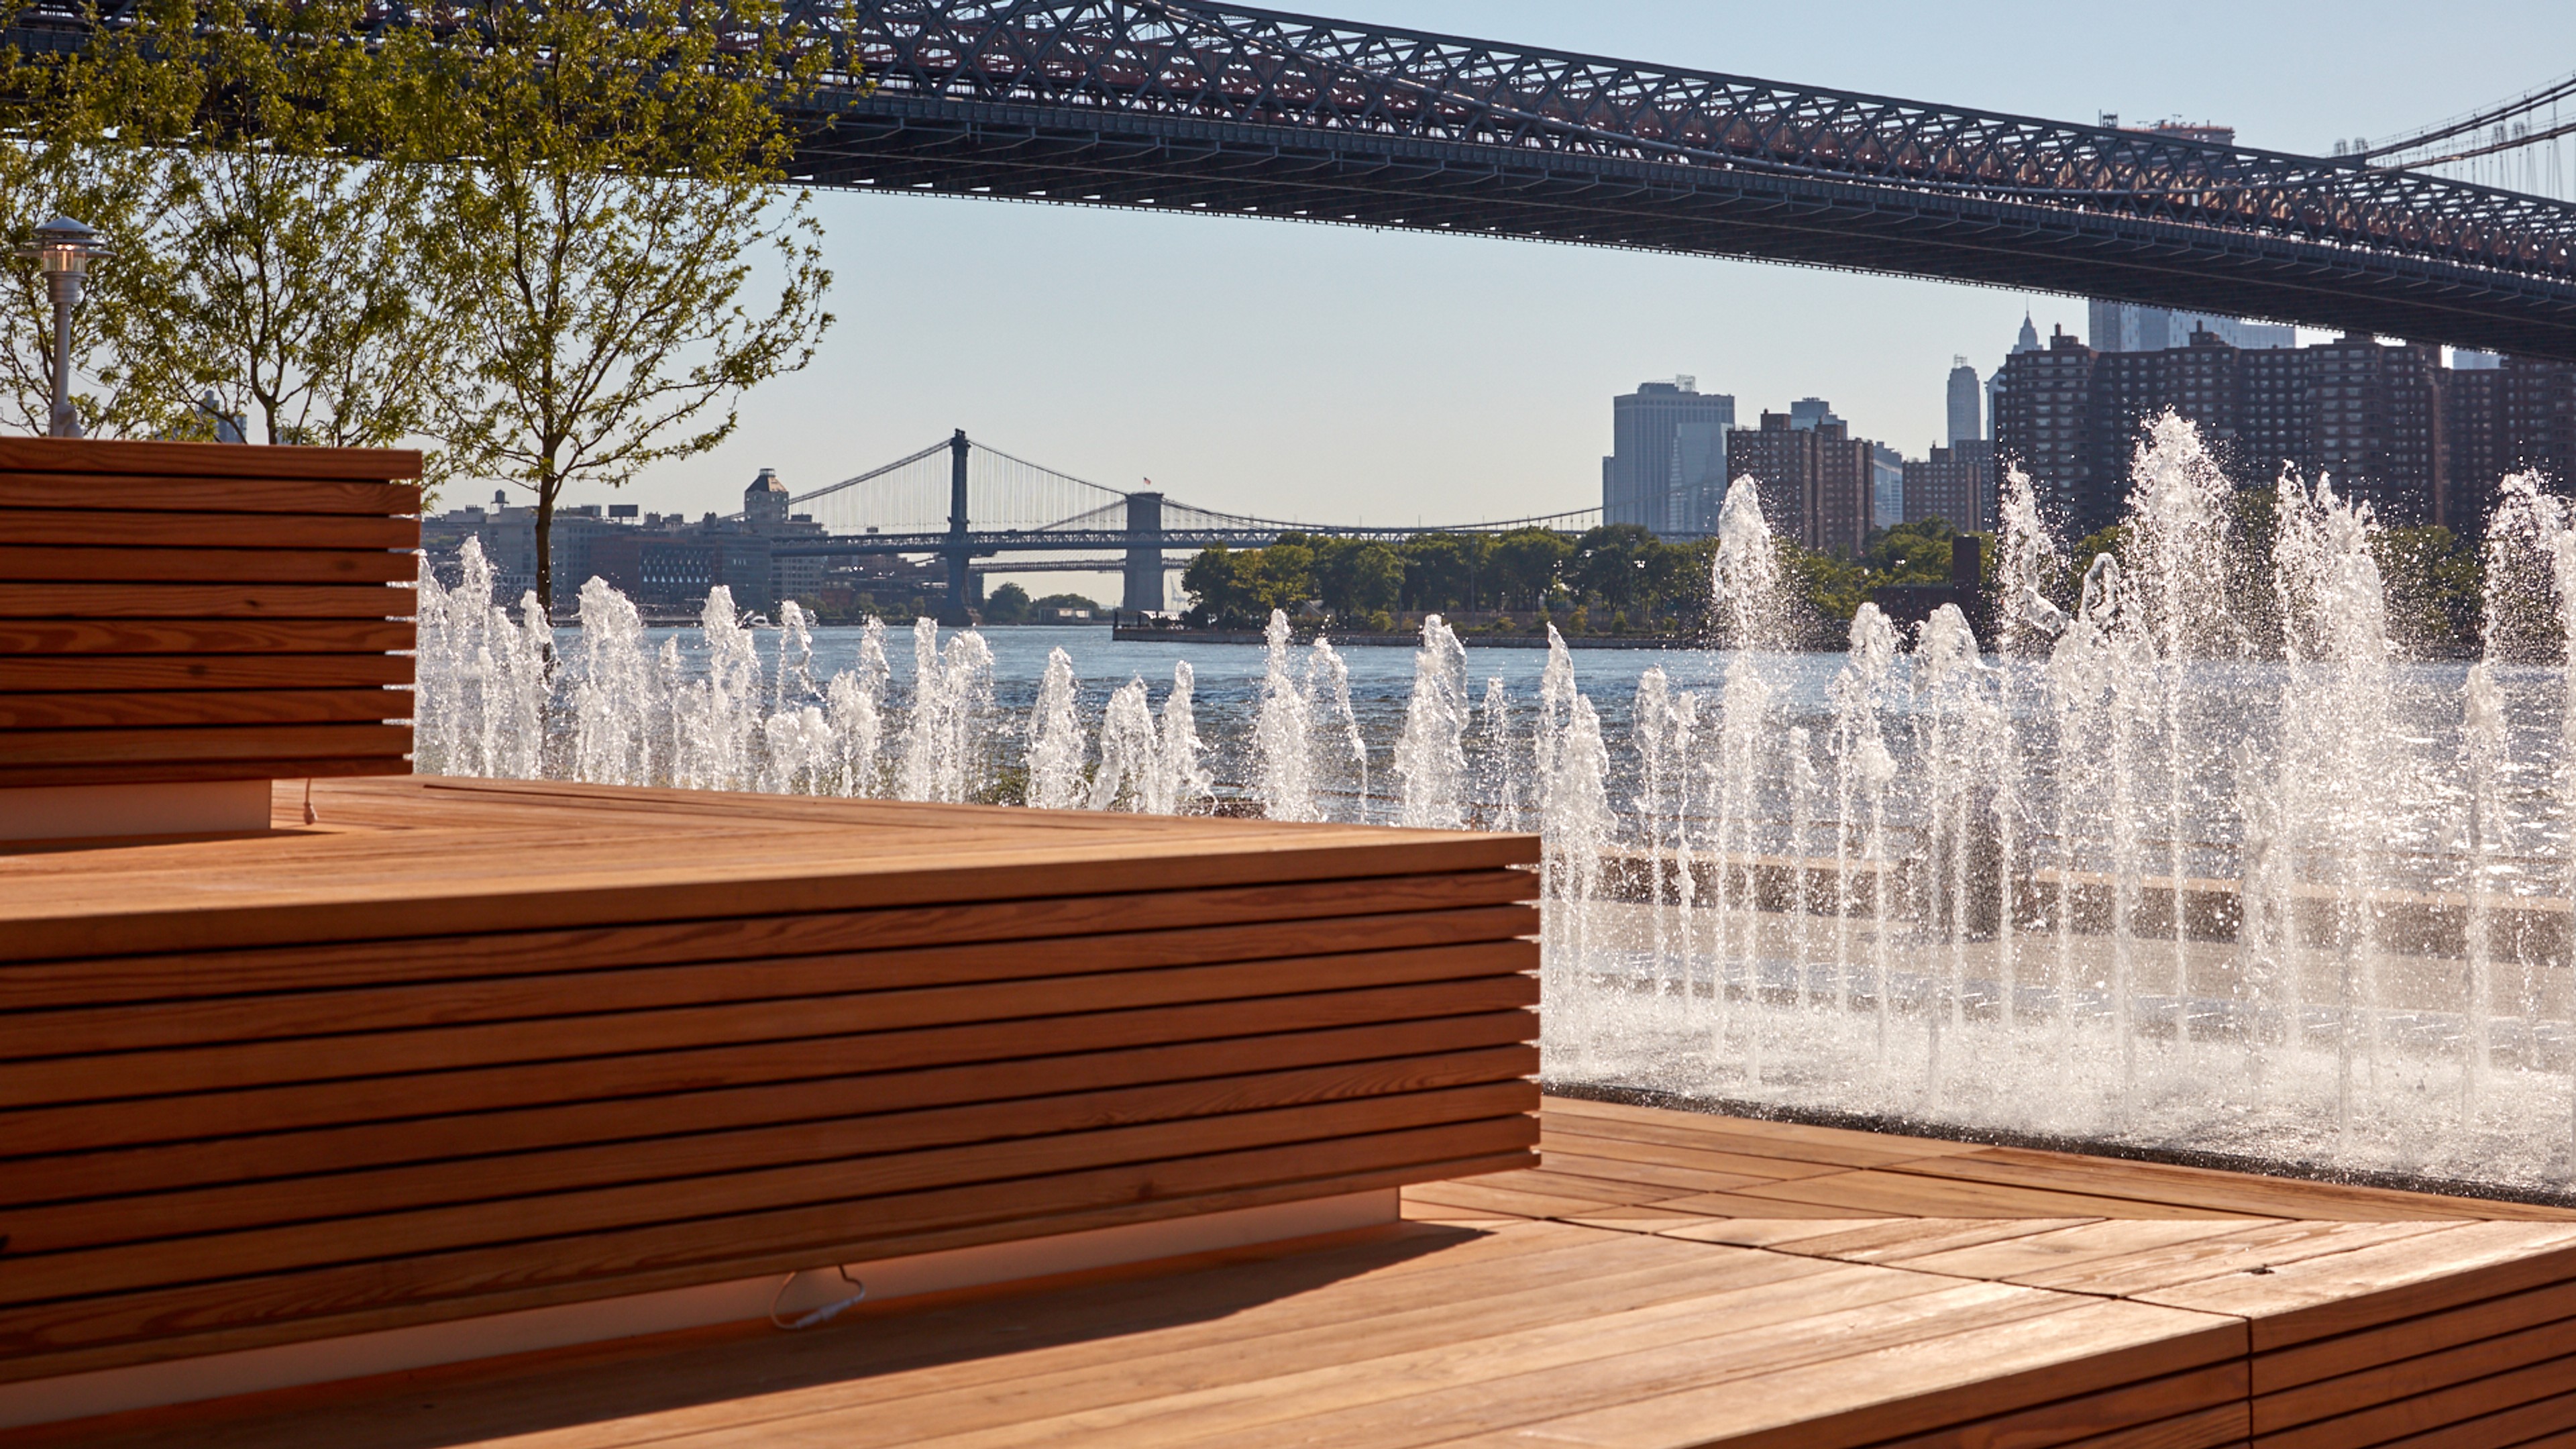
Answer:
xmin=1110 ymin=625 xmax=1708 ymax=649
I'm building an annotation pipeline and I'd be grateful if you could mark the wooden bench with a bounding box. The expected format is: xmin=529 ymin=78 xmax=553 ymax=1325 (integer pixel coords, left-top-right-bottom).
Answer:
xmin=0 ymin=437 xmax=419 ymax=790
xmin=0 ymin=778 xmax=1541 ymax=1387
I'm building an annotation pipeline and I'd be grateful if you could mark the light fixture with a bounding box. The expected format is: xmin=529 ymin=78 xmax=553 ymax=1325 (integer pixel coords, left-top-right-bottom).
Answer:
xmin=18 ymin=217 xmax=113 ymax=439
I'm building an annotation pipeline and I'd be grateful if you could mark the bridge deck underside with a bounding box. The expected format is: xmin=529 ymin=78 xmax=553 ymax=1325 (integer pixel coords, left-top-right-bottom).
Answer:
xmin=797 ymin=101 xmax=2576 ymax=362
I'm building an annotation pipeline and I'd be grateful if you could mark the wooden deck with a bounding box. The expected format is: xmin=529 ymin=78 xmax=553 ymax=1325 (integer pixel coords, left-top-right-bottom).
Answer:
xmin=0 ymin=777 xmax=1538 ymax=1387
xmin=23 ymin=1095 xmax=2576 ymax=1449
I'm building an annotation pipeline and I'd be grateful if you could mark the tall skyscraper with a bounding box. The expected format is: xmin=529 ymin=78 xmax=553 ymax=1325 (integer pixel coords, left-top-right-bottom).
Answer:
xmin=1987 ymin=314 xmax=2043 ymax=455
xmin=1947 ymin=356 xmax=1982 ymax=445
xmin=1872 ymin=443 xmax=1905 ymax=529
xmin=2086 ymin=299 xmax=2294 ymax=354
xmin=1603 ymin=378 xmax=1736 ymax=533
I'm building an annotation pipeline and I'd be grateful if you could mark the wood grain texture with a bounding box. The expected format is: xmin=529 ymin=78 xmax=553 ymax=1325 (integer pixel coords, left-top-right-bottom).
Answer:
xmin=0 ymin=780 xmax=1543 ymax=1395
xmin=0 ymin=582 xmax=411 ymax=619
xmin=0 ymin=506 xmax=420 ymax=550
xmin=0 ymin=546 xmax=417 ymax=585
xmin=0 ymin=756 xmax=409 ymax=790
xmin=18 ymin=1098 xmax=2576 ymax=1449
xmin=0 ymin=721 xmax=411 ymax=765
xmin=0 ymin=689 xmax=409 ymax=730
xmin=0 ymin=655 xmax=412 ymax=692
xmin=0 ymin=435 xmax=420 ymax=483
xmin=0 ymin=617 xmax=415 ymax=655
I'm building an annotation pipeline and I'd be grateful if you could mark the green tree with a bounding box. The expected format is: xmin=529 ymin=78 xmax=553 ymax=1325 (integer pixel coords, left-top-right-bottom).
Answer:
xmin=982 ymin=581 xmax=1030 ymax=623
xmin=1032 ymin=592 xmax=1104 ymax=614
xmin=1398 ymin=532 xmax=1493 ymax=612
xmin=1490 ymin=527 xmax=1573 ymax=610
xmin=422 ymin=0 xmax=837 ymax=612
xmin=1573 ymin=524 xmax=1658 ymax=614
xmin=0 ymin=38 xmax=195 ymax=437
xmin=1246 ymin=542 xmax=1316 ymax=614
xmin=1182 ymin=545 xmax=1246 ymax=623
xmin=95 ymin=0 xmax=464 ymax=451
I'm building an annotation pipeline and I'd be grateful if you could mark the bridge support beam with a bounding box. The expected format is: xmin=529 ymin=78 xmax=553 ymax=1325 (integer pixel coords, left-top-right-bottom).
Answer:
xmin=942 ymin=429 xmax=972 ymax=625
xmin=1122 ymin=492 xmax=1165 ymax=613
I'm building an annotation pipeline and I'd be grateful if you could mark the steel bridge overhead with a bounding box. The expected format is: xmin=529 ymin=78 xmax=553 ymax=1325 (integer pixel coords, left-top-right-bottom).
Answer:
xmin=8 ymin=1 xmax=2574 ymax=350
xmin=765 ymin=0 xmax=2576 ymax=360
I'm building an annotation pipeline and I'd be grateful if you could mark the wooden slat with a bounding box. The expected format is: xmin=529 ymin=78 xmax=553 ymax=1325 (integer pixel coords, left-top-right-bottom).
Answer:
xmin=0 ymin=1127 xmax=1536 ymax=1380
xmin=0 ymin=1039 xmax=1541 ymax=1214
xmin=0 ymin=474 xmax=419 ymax=514
xmin=0 ymin=506 xmax=420 ymax=550
xmin=2259 ymin=1275 xmax=2576 ymax=1392
xmin=2137 ymin=1222 xmax=2576 ymax=1349
xmin=2255 ymin=1315 xmax=2576 ymax=1438
xmin=0 ymin=722 xmax=411 ymax=767
xmin=0 ymin=756 xmax=407 ymax=790
xmin=0 ymin=904 xmax=1535 ymax=1057
xmin=0 ymin=617 xmax=414 ymax=655
xmin=0 ymin=799 xmax=1536 ymax=965
xmin=0 ymin=1084 xmax=1537 ymax=1302
xmin=1723 ymin=1168 xmax=2257 ymax=1221
xmin=0 ymin=545 xmax=417 ymax=584
xmin=1902 ymin=1145 xmax=2507 ymax=1220
xmin=0 ymin=689 xmax=408 ymax=730
xmin=2255 ymin=1349 xmax=2576 ymax=1449
xmin=0 ymin=436 xmax=421 ymax=482
xmin=0 ymin=654 xmax=411 ymax=692
xmin=1859 ymin=1361 xmax=2249 ymax=1449
xmin=0 ymin=582 xmax=411 ymax=619
xmin=0 ymin=1010 xmax=1525 ymax=1165
xmin=0 ymin=870 xmax=1537 ymax=1008
xmin=0 ymin=952 xmax=1534 ymax=1112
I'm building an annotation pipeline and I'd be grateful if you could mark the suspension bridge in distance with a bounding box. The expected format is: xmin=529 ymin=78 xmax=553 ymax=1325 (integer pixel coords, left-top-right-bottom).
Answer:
xmin=761 ymin=431 xmax=1600 ymax=614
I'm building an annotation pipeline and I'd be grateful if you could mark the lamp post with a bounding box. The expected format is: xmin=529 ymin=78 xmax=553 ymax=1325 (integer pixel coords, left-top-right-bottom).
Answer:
xmin=18 ymin=217 xmax=111 ymax=439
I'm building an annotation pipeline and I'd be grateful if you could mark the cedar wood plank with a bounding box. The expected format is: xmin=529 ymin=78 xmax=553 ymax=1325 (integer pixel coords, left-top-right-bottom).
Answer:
xmin=0 ymin=1011 xmax=1541 ymax=1165
xmin=0 ymin=506 xmax=419 ymax=549
xmin=0 ymin=546 xmax=418 ymax=584
xmin=0 ymin=904 xmax=1538 ymax=1055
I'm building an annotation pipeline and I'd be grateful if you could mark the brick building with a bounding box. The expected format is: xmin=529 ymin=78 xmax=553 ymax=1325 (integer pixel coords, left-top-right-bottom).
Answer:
xmin=1994 ymin=326 xmax=2576 ymax=536
xmin=1725 ymin=412 xmax=1878 ymax=556
xmin=1901 ymin=441 xmax=1996 ymax=532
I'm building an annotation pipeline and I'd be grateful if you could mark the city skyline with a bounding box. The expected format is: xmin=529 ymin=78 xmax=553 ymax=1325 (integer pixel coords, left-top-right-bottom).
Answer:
xmin=566 ymin=0 xmax=2576 ymax=600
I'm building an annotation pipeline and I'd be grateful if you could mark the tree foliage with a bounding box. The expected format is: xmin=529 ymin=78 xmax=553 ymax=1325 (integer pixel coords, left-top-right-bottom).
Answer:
xmin=420 ymin=0 xmax=836 ymax=610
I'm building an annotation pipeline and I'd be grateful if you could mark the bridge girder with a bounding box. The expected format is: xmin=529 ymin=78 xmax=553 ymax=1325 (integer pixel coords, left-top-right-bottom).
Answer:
xmin=14 ymin=1 xmax=2573 ymax=354
xmin=765 ymin=1 xmax=2576 ymax=360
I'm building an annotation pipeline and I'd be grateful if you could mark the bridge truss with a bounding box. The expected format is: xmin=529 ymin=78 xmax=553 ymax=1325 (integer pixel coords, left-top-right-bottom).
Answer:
xmin=765 ymin=0 xmax=2576 ymax=361
xmin=14 ymin=1 xmax=2576 ymax=351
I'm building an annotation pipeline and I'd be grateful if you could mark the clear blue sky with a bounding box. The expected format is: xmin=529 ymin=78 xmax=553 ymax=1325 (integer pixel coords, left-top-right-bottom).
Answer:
xmin=602 ymin=0 xmax=2576 ymax=595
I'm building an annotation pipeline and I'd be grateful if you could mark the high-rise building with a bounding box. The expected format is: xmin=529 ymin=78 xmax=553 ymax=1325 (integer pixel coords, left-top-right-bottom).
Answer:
xmin=1603 ymin=378 xmax=1736 ymax=533
xmin=1986 ymin=314 xmax=2043 ymax=460
xmin=1788 ymin=397 xmax=1842 ymax=431
xmin=1993 ymin=327 xmax=2106 ymax=532
xmin=2086 ymin=299 xmax=2294 ymax=354
xmin=1902 ymin=441 xmax=1996 ymax=532
xmin=742 ymin=470 xmax=828 ymax=608
xmin=1947 ymin=357 xmax=1983 ymax=445
xmin=1994 ymin=324 xmax=2576 ymax=535
xmin=1872 ymin=443 xmax=1906 ymax=530
xmin=1726 ymin=411 xmax=1877 ymax=556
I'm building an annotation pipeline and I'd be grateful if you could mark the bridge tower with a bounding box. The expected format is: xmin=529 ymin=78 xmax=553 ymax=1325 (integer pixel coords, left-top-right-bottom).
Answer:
xmin=942 ymin=429 xmax=971 ymax=625
xmin=1122 ymin=491 xmax=1164 ymax=613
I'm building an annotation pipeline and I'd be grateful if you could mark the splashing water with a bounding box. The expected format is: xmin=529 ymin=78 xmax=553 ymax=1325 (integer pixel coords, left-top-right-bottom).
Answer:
xmin=413 ymin=424 xmax=2576 ymax=1195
